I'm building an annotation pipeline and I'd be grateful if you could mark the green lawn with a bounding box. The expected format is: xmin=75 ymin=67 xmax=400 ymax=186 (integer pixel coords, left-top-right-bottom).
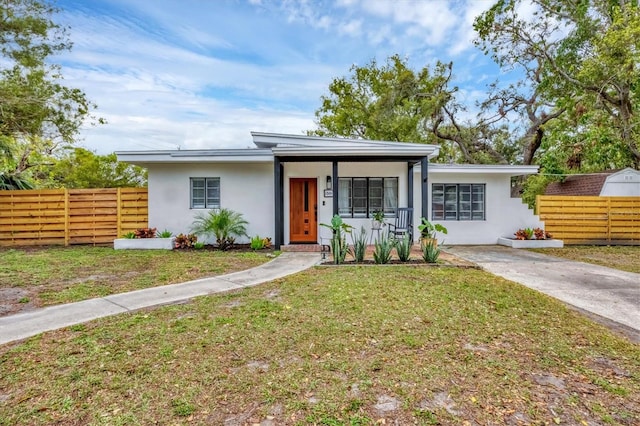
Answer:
xmin=1 ymin=266 xmax=638 ymax=425
xmin=0 ymin=247 xmax=274 ymax=310
xmin=531 ymin=245 xmax=640 ymax=274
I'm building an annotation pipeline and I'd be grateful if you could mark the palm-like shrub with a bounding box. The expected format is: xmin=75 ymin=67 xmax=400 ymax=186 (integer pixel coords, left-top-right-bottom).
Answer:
xmin=190 ymin=208 xmax=249 ymax=250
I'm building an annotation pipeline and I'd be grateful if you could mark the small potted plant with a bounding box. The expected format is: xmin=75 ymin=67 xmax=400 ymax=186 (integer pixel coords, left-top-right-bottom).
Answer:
xmin=371 ymin=210 xmax=386 ymax=230
xmin=417 ymin=217 xmax=448 ymax=247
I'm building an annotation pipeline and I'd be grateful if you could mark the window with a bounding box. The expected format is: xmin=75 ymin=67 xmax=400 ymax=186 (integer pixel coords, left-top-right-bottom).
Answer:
xmin=432 ymin=184 xmax=485 ymax=221
xmin=190 ymin=177 xmax=220 ymax=209
xmin=338 ymin=177 xmax=398 ymax=218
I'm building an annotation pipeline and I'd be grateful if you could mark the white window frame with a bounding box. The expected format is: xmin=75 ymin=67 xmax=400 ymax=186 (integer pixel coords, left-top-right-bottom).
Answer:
xmin=190 ymin=177 xmax=220 ymax=209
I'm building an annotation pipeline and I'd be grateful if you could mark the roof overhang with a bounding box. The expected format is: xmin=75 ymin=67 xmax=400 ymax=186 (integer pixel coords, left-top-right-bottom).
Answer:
xmin=116 ymin=149 xmax=274 ymax=165
xmin=253 ymin=131 xmax=440 ymax=159
xmin=426 ymin=164 xmax=540 ymax=175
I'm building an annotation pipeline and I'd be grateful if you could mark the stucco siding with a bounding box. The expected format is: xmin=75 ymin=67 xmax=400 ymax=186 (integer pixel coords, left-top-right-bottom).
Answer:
xmin=147 ymin=163 xmax=273 ymax=243
xmin=423 ymin=172 xmax=542 ymax=245
xmin=146 ymin=161 xmax=541 ymax=246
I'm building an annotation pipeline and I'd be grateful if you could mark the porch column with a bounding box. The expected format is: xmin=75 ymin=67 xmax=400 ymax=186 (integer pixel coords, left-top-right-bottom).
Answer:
xmin=332 ymin=160 xmax=338 ymax=216
xmin=420 ymin=156 xmax=428 ymax=219
xmin=407 ymin=162 xmax=414 ymax=210
xmin=274 ymin=157 xmax=284 ymax=249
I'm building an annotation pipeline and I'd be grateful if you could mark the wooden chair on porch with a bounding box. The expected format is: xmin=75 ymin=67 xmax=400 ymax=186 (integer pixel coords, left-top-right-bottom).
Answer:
xmin=387 ymin=207 xmax=413 ymax=241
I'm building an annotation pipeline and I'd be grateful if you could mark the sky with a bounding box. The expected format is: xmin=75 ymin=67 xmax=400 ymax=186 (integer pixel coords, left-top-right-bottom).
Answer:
xmin=54 ymin=0 xmax=503 ymax=154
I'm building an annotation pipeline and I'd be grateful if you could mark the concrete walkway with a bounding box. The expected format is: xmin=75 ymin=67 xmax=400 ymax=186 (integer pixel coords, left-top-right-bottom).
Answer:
xmin=446 ymin=246 xmax=640 ymax=341
xmin=0 ymin=252 xmax=320 ymax=346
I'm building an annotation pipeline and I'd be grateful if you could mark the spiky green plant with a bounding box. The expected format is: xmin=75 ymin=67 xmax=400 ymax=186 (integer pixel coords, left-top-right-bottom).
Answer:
xmin=373 ymin=232 xmax=393 ymax=264
xmin=190 ymin=208 xmax=248 ymax=250
xmin=250 ymin=235 xmax=265 ymax=250
xmin=421 ymin=239 xmax=440 ymax=263
xmin=394 ymin=233 xmax=412 ymax=262
xmin=350 ymin=226 xmax=368 ymax=263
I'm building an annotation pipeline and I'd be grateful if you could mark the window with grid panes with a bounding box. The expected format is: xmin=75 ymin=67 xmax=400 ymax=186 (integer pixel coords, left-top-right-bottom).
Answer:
xmin=190 ymin=177 xmax=220 ymax=209
xmin=338 ymin=177 xmax=398 ymax=218
xmin=431 ymin=183 xmax=485 ymax=220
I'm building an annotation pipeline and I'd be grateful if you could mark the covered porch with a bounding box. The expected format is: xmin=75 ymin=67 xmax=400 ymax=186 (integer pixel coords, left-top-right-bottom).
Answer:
xmin=251 ymin=132 xmax=439 ymax=249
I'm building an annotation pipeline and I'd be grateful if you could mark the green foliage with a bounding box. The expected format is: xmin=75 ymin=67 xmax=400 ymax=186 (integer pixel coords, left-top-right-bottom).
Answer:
xmin=349 ymin=226 xmax=368 ymax=263
xmin=250 ymin=235 xmax=266 ymax=250
xmin=475 ymin=0 xmax=640 ymax=168
xmin=122 ymin=231 xmax=136 ymax=239
xmin=190 ymin=208 xmax=249 ymax=251
xmin=311 ymin=55 xmax=512 ymax=164
xmin=373 ymin=233 xmax=393 ymax=264
xmin=394 ymin=233 xmax=412 ymax=262
xmin=193 ymin=241 xmax=205 ymax=250
xmin=417 ymin=218 xmax=448 ymax=239
xmin=0 ymin=1 xmax=102 ymax=189
xmin=421 ymin=239 xmax=440 ymax=263
xmin=521 ymin=174 xmax=554 ymax=209
xmin=171 ymin=399 xmax=195 ymax=417
xmin=36 ymin=148 xmax=147 ymax=188
xmin=157 ymin=229 xmax=172 ymax=238
xmin=371 ymin=210 xmax=385 ymax=222
xmin=320 ymin=215 xmax=354 ymax=265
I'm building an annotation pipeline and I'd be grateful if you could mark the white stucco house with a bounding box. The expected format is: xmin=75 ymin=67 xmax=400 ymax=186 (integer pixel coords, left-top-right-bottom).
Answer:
xmin=116 ymin=132 xmax=543 ymax=248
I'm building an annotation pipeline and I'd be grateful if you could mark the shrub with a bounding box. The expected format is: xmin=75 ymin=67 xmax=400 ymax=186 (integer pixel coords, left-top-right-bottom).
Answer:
xmin=122 ymin=231 xmax=136 ymax=239
xmin=394 ymin=233 xmax=412 ymax=262
xmin=190 ymin=208 xmax=249 ymax=250
xmin=193 ymin=241 xmax=205 ymax=250
xmin=514 ymin=228 xmax=534 ymax=240
xmin=350 ymin=226 xmax=368 ymax=263
xmin=421 ymin=239 xmax=440 ymax=263
xmin=320 ymin=215 xmax=353 ymax=265
xmin=157 ymin=229 xmax=173 ymax=238
xmin=250 ymin=235 xmax=265 ymax=250
xmin=134 ymin=227 xmax=156 ymax=238
xmin=373 ymin=233 xmax=393 ymax=264
xmin=174 ymin=233 xmax=197 ymax=249
xmin=262 ymin=237 xmax=272 ymax=249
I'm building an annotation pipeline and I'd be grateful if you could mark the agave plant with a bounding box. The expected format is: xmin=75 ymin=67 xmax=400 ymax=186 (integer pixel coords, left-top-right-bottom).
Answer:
xmin=190 ymin=208 xmax=249 ymax=250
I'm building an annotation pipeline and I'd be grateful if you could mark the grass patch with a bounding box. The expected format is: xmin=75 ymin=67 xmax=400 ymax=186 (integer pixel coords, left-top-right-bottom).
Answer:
xmin=531 ymin=245 xmax=640 ymax=274
xmin=0 ymin=247 xmax=274 ymax=308
xmin=0 ymin=266 xmax=638 ymax=425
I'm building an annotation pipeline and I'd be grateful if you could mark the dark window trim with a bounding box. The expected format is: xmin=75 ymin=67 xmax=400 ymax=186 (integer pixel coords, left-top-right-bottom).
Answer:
xmin=338 ymin=177 xmax=398 ymax=218
xmin=190 ymin=177 xmax=220 ymax=209
xmin=431 ymin=183 xmax=485 ymax=221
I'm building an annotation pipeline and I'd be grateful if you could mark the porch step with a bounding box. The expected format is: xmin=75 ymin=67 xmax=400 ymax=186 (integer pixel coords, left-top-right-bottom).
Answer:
xmin=281 ymin=244 xmax=327 ymax=252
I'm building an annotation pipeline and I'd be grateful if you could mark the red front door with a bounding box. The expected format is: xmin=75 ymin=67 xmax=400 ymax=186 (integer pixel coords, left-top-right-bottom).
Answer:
xmin=289 ymin=178 xmax=318 ymax=243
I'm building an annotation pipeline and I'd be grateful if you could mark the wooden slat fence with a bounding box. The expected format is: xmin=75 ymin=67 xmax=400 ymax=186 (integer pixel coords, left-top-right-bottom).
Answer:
xmin=0 ymin=188 xmax=147 ymax=246
xmin=537 ymin=196 xmax=640 ymax=245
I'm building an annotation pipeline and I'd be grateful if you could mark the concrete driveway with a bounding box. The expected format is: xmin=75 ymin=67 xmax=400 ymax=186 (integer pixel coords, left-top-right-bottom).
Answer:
xmin=445 ymin=246 xmax=640 ymax=342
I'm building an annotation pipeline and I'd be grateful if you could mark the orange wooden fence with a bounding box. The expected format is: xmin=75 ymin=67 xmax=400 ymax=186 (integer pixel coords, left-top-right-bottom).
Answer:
xmin=0 ymin=188 xmax=148 ymax=246
xmin=537 ymin=196 xmax=640 ymax=245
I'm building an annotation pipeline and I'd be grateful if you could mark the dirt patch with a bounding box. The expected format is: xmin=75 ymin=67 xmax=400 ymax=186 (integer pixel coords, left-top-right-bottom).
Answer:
xmin=0 ymin=288 xmax=37 ymax=316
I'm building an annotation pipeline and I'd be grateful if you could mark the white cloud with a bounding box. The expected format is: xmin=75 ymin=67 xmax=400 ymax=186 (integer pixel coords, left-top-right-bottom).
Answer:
xmin=53 ymin=0 xmax=504 ymax=155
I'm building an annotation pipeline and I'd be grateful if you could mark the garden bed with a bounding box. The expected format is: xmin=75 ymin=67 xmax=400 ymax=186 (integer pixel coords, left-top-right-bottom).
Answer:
xmin=498 ymin=237 xmax=564 ymax=249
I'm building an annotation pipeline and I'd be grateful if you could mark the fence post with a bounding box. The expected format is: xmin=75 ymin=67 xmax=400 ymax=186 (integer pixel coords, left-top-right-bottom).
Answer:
xmin=116 ymin=188 xmax=122 ymax=238
xmin=606 ymin=197 xmax=611 ymax=243
xmin=535 ymin=195 xmax=540 ymax=215
xmin=64 ymin=189 xmax=70 ymax=246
